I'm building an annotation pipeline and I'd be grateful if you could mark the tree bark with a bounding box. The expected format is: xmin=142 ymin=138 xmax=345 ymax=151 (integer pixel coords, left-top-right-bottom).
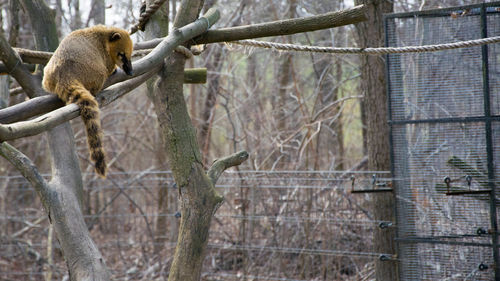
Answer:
xmin=146 ymin=2 xmax=248 ymax=281
xmin=353 ymin=0 xmax=397 ymax=280
xmin=16 ymin=1 xmax=111 ymax=280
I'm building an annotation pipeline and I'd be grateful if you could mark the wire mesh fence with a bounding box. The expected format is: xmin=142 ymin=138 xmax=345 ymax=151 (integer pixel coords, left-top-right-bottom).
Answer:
xmin=386 ymin=2 xmax=500 ymax=280
xmin=0 ymin=170 xmax=391 ymax=280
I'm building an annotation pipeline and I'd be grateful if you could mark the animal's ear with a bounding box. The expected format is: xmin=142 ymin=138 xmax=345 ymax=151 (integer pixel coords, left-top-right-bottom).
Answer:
xmin=110 ymin=32 xmax=122 ymax=42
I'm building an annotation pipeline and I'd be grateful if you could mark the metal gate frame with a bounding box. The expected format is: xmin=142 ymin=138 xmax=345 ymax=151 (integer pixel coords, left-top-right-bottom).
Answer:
xmin=385 ymin=2 xmax=500 ymax=280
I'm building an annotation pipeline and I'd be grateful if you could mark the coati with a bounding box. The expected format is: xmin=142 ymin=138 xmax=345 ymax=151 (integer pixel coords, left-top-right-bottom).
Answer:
xmin=42 ymin=25 xmax=134 ymax=178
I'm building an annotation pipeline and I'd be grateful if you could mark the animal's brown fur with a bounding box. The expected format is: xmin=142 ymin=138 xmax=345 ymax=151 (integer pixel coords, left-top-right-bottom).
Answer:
xmin=42 ymin=25 xmax=133 ymax=177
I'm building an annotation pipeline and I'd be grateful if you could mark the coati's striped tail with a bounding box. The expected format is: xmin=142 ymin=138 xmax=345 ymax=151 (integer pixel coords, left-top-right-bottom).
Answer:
xmin=64 ymin=84 xmax=107 ymax=178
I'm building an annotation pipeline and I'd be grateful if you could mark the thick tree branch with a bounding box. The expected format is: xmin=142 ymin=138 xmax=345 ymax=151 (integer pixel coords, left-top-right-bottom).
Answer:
xmin=0 ymin=94 xmax=62 ymax=124
xmin=0 ymin=66 xmax=160 ymax=141
xmin=0 ymin=66 xmax=205 ymax=124
xmin=0 ymin=62 xmax=36 ymax=73
xmin=0 ymin=142 xmax=50 ymax=204
xmin=134 ymin=5 xmax=367 ymax=49
xmin=0 ymin=8 xmax=219 ymax=124
xmin=0 ymin=103 xmax=79 ymax=141
xmin=0 ymin=5 xmax=360 ymax=124
xmin=196 ymin=4 xmax=367 ymax=44
xmin=96 ymin=64 xmax=162 ymax=106
xmin=10 ymin=46 xmax=199 ymax=66
xmin=207 ymin=150 xmax=249 ymax=184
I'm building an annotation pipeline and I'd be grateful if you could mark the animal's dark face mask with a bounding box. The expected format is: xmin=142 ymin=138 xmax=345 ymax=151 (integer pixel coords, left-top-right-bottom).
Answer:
xmin=120 ymin=54 xmax=133 ymax=76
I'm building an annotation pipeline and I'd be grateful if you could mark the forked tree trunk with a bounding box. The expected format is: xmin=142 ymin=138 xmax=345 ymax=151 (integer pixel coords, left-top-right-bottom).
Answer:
xmin=147 ymin=1 xmax=248 ymax=281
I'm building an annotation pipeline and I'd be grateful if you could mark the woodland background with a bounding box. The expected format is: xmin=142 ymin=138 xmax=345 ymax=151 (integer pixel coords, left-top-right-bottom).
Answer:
xmin=0 ymin=0 xmax=494 ymax=280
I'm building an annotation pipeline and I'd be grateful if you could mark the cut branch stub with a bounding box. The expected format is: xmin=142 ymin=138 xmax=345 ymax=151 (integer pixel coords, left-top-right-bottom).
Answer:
xmin=207 ymin=150 xmax=249 ymax=185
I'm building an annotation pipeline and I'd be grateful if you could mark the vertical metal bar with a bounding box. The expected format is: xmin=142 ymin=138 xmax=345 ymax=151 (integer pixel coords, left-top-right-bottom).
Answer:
xmin=480 ymin=4 xmax=500 ymax=280
xmin=384 ymin=14 xmax=404 ymax=281
xmin=383 ymin=14 xmax=398 ymax=278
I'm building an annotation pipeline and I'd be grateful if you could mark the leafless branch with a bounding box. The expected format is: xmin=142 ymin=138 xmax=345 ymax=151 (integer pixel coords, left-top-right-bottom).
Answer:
xmin=0 ymin=66 xmax=160 ymax=141
xmin=134 ymin=5 xmax=367 ymax=49
xmin=207 ymin=150 xmax=249 ymax=184
xmin=0 ymin=142 xmax=50 ymax=207
xmin=0 ymin=33 xmax=42 ymax=97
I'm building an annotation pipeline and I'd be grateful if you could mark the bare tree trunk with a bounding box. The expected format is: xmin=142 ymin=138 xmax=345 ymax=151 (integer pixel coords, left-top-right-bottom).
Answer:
xmin=147 ymin=2 xmax=247 ymax=281
xmin=8 ymin=0 xmax=20 ymax=46
xmin=354 ymin=0 xmax=397 ymax=280
xmin=16 ymin=1 xmax=110 ymax=280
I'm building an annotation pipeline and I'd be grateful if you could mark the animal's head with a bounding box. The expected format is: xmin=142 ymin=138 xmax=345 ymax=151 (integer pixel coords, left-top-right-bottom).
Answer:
xmin=108 ymin=28 xmax=134 ymax=76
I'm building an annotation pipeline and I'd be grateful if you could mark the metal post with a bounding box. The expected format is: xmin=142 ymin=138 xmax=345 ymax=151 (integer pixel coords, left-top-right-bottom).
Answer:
xmin=384 ymin=14 xmax=405 ymax=281
xmin=480 ymin=4 xmax=500 ymax=280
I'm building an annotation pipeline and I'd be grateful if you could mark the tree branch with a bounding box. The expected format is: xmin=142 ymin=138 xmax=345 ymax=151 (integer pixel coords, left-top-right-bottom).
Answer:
xmin=96 ymin=64 xmax=162 ymax=106
xmin=103 ymin=7 xmax=220 ymax=87
xmin=0 ymin=66 xmax=205 ymax=124
xmin=0 ymin=33 xmax=42 ymax=97
xmin=0 ymin=8 xmax=219 ymax=124
xmin=134 ymin=5 xmax=367 ymax=49
xmin=207 ymin=150 xmax=249 ymax=185
xmin=0 ymin=103 xmax=79 ymax=141
xmin=0 ymin=5 xmax=361 ymax=124
xmin=0 ymin=66 xmax=161 ymax=141
xmin=0 ymin=94 xmax=63 ymax=124
xmin=0 ymin=142 xmax=50 ymax=204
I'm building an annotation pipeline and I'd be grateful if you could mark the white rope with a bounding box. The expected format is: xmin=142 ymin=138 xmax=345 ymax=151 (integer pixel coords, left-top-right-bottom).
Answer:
xmin=228 ymin=36 xmax=500 ymax=55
